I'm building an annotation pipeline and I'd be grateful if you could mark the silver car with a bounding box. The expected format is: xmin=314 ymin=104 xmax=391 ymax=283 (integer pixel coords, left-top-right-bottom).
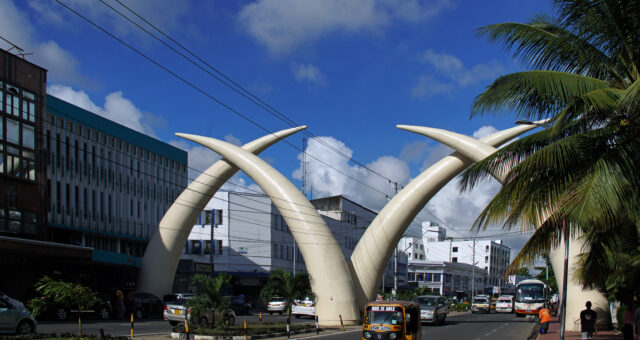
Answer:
xmin=163 ymin=298 xmax=235 ymax=326
xmin=417 ymin=296 xmax=448 ymax=325
xmin=0 ymin=293 xmax=37 ymax=334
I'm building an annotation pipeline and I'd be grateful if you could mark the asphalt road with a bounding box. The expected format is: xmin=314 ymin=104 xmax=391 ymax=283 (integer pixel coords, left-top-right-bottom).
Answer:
xmin=37 ymin=312 xmax=535 ymax=339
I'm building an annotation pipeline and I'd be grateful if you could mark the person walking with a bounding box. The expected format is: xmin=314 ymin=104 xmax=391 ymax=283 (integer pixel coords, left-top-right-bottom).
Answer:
xmin=580 ymin=301 xmax=597 ymax=340
xmin=538 ymin=305 xmax=552 ymax=334
xmin=634 ymin=302 xmax=640 ymax=340
xmin=623 ymin=303 xmax=634 ymax=340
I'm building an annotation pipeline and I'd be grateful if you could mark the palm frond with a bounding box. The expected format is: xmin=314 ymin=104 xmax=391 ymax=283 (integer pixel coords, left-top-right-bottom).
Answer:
xmin=472 ymin=71 xmax=610 ymax=119
xmin=476 ymin=18 xmax=617 ymax=80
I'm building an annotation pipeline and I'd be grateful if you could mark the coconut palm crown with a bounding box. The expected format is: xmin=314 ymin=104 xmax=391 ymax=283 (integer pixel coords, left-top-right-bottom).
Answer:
xmin=460 ymin=0 xmax=640 ymax=298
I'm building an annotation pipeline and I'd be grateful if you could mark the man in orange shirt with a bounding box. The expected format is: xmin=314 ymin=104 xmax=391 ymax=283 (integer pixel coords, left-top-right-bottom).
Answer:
xmin=539 ymin=305 xmax=552 ymax=334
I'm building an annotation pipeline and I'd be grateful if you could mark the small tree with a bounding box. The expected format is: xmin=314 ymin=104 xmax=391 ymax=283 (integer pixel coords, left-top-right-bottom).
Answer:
xmin=260 ymin=269 xmax=313 ymax=325
xmin=187 ymin=273 xmax=232 ymax=327
xmin=28 ymin=276 xmax=97 ymax=337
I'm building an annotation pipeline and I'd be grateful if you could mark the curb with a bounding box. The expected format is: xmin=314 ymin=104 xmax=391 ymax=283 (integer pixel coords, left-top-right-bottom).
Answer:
xmin=170 ymin=328 xmax=320 ymax=340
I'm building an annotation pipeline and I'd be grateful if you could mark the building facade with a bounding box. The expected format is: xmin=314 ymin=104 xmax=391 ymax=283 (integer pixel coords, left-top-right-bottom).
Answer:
xmin=44 ymin=95 xmax=188 ymax=291
xmin=425 ymin=238 xmax=511 ymax=288
xmin=407 ymin=261 xmax=487 ymax=297
xmin=1 ymin=47 xmax=189 ymax=299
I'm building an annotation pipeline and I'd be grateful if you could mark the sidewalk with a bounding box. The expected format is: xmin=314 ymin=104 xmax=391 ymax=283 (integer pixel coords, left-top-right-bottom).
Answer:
xmin=538 ymin=316 xmax=622 ymax=339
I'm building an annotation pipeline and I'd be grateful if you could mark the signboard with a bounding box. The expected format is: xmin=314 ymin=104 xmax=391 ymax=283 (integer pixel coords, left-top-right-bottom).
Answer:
xmin=238 ymin=247 xmax=248 ymax=254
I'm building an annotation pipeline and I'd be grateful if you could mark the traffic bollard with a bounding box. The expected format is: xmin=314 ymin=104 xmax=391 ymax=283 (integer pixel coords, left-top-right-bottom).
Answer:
xmin=315 ymin=315 xmax=319 ymax=334
xmin=130 ymin=313 xmax=134 ymax=339
xmin=339 ymin=315 xmax=344 ymax=331
xmin=185 ymin=315 xmax=190 ymax=340
xmin=99 ymin=328 xmax=105 ymax=340
xmin=259 ymin=312 xmax=262 ymax=323
xmin=286 ymin=317 xmax=291 ymax=338
xmin=244 ymin=319 xmax=248 ymax=340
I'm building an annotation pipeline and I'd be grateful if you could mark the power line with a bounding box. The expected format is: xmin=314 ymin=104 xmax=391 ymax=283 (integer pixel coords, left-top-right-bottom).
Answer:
xmin=103 ymin=0 xmax=403 ymax=192
xmin=53 ymin=0 xmax=399 ymax=203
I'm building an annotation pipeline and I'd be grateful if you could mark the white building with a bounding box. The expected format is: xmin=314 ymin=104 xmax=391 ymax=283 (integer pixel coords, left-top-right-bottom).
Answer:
xmin=425 ymin=238 xmax=511 ymax=288
xmin=407 ymin=261 xmax=487 ymax=296
xmin=400 ymin=222 xmax=511 ymax=295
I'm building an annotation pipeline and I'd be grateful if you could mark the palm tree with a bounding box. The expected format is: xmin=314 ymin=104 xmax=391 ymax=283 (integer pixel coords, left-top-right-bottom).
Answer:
xmin=187 ymin=273 xmax=232 ymax=327
xmin=28 ymin=276 xmax=97 ymax=337
xmin=260 ymin=269 xmax=313 ymax=324
xmin=460 ymin=0 xmax=640 ymax=298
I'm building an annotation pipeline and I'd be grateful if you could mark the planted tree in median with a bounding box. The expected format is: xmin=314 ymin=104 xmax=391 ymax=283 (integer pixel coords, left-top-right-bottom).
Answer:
xmin=260 ymin=269 xmax=313 ymax=325
xmin=187 ymin=272 xmax=233 ymax=327
xmin=28 ymin=276 xmax=97 ymax=337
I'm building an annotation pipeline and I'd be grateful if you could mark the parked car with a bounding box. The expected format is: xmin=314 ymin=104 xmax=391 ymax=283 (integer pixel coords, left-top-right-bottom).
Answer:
xmin=291 ymin=297 xmax=315 ymax=318
xmin=230 ymin=296 xmax=253 ymax=316
xmin=0 ymin=292 xmax=37 ymax=335
xmin=31 ymin=294 xmax=112 ymax=321
xmin=495 ymin=295 xmax=514 ymax=313
xmin=267 ymin=297 xmax=287 ymax=315
xmin=126 ymin=292 xmax=164 ymax=319
xmin=163 ymin=298 xmax=235 ymax=326
xmin=416 ymin=295 xmax=448 ymax=324
xmin=163 ymin=293 xmax=196 ymax=304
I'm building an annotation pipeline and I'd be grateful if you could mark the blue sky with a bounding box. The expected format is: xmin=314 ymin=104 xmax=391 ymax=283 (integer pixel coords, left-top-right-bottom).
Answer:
xmin=0 ymin=0 xmax=554 ymax=256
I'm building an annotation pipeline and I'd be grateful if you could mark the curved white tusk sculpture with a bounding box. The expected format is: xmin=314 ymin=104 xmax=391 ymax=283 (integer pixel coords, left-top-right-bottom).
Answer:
xmin=404 ymin=124 xmax=610 ymax=330
xmin=137 ymin=126 xmax=307 ymax=299
xmin=349 ymin=123 xmax=540 ymax=307
xmin=175 ymin=133 xmax=360 ymax=326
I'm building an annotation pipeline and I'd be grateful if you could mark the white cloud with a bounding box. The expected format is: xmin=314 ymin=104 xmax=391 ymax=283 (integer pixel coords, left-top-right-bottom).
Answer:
xmin=410 ymin=75 xmax=453 ymax=98
xmin=47 ymin=85 xmax=159 ymax=137
xmin=0 ymin=0 xmax=86 ymax=86
xmin=28 ymin=0 xmax=192 ymax=40
xmin=291 ymin=62 xmax=327 ymax=86
xmin=238 ymin=0 xmax=456 ymax=55
xmin=293 ymin=136 xmax=411 ymax=211
xmin=412 ymin=50 xmax=503 ymax=98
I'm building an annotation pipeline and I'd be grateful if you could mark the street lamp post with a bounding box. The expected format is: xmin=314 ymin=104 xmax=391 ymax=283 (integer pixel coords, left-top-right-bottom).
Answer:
xmin=559 ymin=225 xmax=570 ymax=340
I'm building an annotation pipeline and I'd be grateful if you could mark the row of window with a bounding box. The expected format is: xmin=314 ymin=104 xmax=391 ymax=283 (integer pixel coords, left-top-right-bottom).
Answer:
xmin=47 ymin=113 xmax=187 ymax=178
xmin=273 ymin=242 xmax=302 ymax=262
xmin=0 ymin=208 xmax=38 ymax=235
xmin=0 ymin=82 xmax=38 ymax=182
xmin=185 ymin=239 xmax=222 ymax=255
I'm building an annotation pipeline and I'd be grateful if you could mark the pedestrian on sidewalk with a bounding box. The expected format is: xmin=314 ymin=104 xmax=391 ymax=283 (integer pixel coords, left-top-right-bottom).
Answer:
xmin=623 ymin=302 xmax=634 ymax=340
xmin=634 ymin=301 xmax=640 ymax=340
xmin=538 ymin=305 xmax=551 ymax=334
xmin=580 ymin=301 xmax=597 ymax=340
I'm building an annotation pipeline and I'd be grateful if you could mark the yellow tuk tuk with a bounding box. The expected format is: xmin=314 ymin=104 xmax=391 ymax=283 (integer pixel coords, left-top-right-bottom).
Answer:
xmin=363 ymin=301 xmax=421 ymax=340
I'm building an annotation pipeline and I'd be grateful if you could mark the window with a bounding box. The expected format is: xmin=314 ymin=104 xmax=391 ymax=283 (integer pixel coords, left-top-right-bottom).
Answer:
xmin=452 ymin=257 xmax=458 ymax=263
xmin=485 ymin=256 xmax=488 ymax=263
xmin=452 ymin=247 xmax=458 ymax=252
xmin=190 ymin=240 xmax=202 ymax=254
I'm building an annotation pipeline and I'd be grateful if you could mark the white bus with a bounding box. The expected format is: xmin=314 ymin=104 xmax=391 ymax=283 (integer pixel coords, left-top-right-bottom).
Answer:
xmin=514 ymin=279 xmax=546 ymax=317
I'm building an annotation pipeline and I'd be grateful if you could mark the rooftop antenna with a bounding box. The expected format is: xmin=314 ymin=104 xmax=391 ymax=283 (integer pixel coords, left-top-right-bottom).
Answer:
xmin=0 ymin=35 xmax=33 ymax=59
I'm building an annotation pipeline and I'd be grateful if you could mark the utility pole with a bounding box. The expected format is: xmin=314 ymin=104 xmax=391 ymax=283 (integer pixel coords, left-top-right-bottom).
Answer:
xmin=393 ymin=182 xmax=399 ymax=297
xmin=472 ymin=238 xmax=476 ymax=299
xmin=292 ymin=236 xmax=296 ymax=275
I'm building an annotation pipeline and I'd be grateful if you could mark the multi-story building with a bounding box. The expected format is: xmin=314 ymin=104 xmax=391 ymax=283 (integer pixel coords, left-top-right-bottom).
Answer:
xmin=174 ymin=194 xmax=409 ymax=299
xmin=44 ymin=95 xmax=188 ymax=291
xmin=400 ymin=221 xmax=511 ymax=295
xmin=424 ymin=238 xmax=511 ymax=289
xmin=0 ymin=48 xmax=49 ymax=299
xmin=0 ymin=47 xmax=188 ymax=299
xmin=407 ymin=261 xmax=487 ymax=297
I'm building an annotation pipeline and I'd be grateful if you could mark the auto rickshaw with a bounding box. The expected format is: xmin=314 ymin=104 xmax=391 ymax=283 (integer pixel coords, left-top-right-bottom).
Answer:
xmin=363 ymin=301 xmax=421 ymax=340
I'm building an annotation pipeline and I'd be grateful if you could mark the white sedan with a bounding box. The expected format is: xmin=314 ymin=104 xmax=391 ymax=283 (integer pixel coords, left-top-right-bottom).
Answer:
xmin=495 ymin=297 xmax=514 ymax=313
xmin=291 ymin=297 xmax=315 ymax=318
